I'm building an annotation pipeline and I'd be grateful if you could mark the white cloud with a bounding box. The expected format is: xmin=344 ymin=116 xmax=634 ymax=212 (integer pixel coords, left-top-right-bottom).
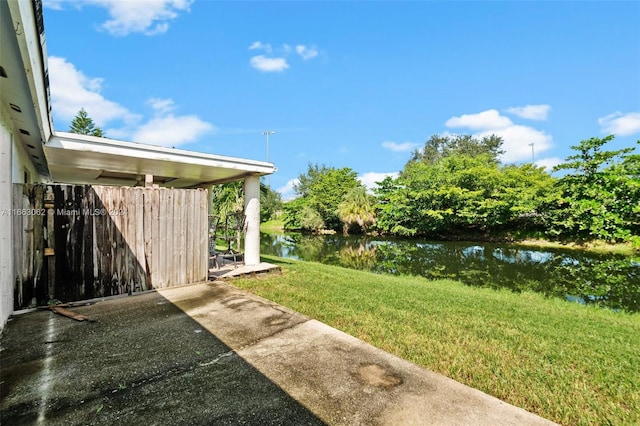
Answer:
xmin=249 ymin=55 xmax=289 ymax=73
xmin=48 ymin=57 xmax=213 ymax=146
xmin=131 ymin=98 xmax=214 ymax=147
xmin=382 ymin=141 xmax=420 ymax=152
xmin=147 ymin=97 xmax=176 ymax=115
xmin=475 ymin=125 xmax=552 ymax=163
xmin=48 ymin=56 xmax=137 ymax=126
xmin=45 ymin=0 xmax=193 ymax=36
xmin=598 ymin=111 xmax=640 ymax=136
xmin=248 ymin=42 xmax=319 ymax=72
xmin=132 ymin=114 xmax=214 ymax=147
xmin=535 ymin=157 xmax=562 ymax=171
xmin=445 ymin=109 xmax=553 ymax=163
xmin=249 ymin=41 xmax=272 ymax=53
xmin=358 ymin=172 xmax=399 ymax=192
xmin=446 ymin=109 xmax=513 ymax=130
xmin=43 ymin=0 xmax=65 ymax=10
xmin=277 ymin=178 xmax=299 ymax=201
xmin=296 ymin=45 xmax=319 ymax=60
xmin=505 ymin=104 xmax=551 ymax=121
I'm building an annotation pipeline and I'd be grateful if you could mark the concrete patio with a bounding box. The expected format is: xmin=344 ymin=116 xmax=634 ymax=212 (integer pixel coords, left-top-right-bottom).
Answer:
xmin=209 ymin=261 xmax=282 ymax=280
xmin=1 ymin=281 xmax=556 ymax=425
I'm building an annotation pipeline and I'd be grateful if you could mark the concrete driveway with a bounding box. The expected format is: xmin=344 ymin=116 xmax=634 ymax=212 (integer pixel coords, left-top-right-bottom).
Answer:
xmin=1 ymin=281 xmax=556 ymax=425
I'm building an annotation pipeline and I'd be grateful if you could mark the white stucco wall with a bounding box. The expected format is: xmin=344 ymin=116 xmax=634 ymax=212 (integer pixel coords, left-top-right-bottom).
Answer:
xmin=0 ymin=119 xmax=14 ymax=329
xmin=0 ymin=97 xmax=43 ymax=329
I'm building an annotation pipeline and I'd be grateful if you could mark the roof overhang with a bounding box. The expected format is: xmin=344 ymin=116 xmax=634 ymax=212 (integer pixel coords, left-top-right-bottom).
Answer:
xmin=2 ymin=1 xmax=275 ymax=188
xmin=1 ymin=0 xmax=52 ymax=179
xmin=45 ymin=132 xmax=276 ymax=188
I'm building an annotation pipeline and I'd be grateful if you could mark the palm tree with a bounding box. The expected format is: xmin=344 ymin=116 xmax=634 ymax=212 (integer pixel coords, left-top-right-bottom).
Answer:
xmin=211 ymin=182 xmax=245 ymax=251
xmin=337 ymin=187 xmax=376 ymax=235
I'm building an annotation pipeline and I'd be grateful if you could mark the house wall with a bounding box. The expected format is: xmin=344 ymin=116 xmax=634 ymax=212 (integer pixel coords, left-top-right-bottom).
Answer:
xmin=1 ymin=0 xmax=51 ymax=330
xmin=12 ymin=133 xmax=40 ymax=184
xmin=1 ymin=115 xmax=15 ymax=329
xmin=1 ymin=101 xmax=43 ymax=329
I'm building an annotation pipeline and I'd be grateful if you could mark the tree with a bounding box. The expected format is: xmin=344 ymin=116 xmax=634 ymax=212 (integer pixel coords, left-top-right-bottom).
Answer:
xmin=548 ymin=136 xmax=639 ymax=243
xmin=337 ymin=187 xmax=376 ymax=234
xmin=211 ymin=181 xmax=244 ymax=218
xmin=293 ymin=163 xmax=330 ymax=197
xmin=69 ymin=108 xmax=105 ymax=137
xmin=210 ymin=181 xmax=245 ymax=251
xmin=282 ymin=198 xmax=304 ymax=230
xmin=211 ymin=181 xmax=282 ymax=224
xmin=292 ymin=163 xmax=363 ymax=231
xmin=374 ymin=152 xmax=556 ymax=237
xmin=260 ymin=182 xmax=282 ymax=222
xmin=282 ymin=198 xmax=324 ymax=232
xmin=298 ymin=205 xmax=325 ymax=232
xmin=408 ymin=134 xmax=505 ymax=166
xmin=373 ymin=176 xmax=418 ymax=236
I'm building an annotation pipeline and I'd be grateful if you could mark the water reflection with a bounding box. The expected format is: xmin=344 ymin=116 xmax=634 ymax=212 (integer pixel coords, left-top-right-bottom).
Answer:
xmin=260 ymin=233 xmax=640 ymax=312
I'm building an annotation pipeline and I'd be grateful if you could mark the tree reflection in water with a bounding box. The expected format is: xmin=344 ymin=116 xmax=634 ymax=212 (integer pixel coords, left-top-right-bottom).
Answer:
xmin=261 ymin=233 xmax=640 ymax=312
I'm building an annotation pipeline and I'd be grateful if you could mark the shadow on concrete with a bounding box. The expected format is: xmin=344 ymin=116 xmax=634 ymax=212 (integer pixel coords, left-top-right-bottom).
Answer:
xmin=0 ymin=290 xmax=324 ymax=425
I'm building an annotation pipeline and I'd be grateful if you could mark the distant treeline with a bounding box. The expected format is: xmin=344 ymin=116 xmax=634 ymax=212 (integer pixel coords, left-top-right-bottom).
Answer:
xmin=281 ymin=134 xmax=639 ymax=246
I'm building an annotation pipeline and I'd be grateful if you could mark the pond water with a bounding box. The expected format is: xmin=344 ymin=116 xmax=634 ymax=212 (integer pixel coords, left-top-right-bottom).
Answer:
xmin=260 ymin=233 xmax=640 ymax=312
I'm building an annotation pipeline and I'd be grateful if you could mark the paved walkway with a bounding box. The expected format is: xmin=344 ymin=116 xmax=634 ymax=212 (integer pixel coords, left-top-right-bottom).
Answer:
xmin=1 ymin=281 xmax=556 ymax=425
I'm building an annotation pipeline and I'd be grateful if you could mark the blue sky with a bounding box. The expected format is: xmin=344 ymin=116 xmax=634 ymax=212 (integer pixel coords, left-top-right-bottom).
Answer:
xmin=43 ymin=0 xmax=640 ymax=199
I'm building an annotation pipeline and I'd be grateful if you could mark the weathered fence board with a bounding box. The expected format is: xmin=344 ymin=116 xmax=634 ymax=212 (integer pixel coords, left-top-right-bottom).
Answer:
xmin=13 ymin=184 xmax=208 ymax=309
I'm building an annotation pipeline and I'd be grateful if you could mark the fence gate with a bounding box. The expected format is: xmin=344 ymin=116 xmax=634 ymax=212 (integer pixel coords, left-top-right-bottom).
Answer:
xmin=12 ymin=184 xmax=208 ymax=310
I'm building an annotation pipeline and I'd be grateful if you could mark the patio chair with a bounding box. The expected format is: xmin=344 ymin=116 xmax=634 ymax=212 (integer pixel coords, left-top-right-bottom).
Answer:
xmin=208 ymin=215 xmax=221 ymax=269
xmin=220 ymin=211 xmax=245 ymax=268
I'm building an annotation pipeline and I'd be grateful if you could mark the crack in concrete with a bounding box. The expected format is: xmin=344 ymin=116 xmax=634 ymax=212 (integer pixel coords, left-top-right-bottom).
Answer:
xmin=198 ymin=350 xmax=235 ymax=367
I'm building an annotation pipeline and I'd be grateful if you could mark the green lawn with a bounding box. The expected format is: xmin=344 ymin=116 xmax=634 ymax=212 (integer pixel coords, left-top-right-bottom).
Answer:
xmin=233 ymin=256 xmax=640 ymax=426
xmin=259 ymin=219 xmax=285 ymax=233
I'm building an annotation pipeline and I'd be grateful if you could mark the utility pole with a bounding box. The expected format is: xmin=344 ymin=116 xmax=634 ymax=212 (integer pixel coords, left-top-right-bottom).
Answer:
xmin=528 ymin=143 xmax=535 ymax=164
xmin=262 ymin=130 xmax=275 ymax=186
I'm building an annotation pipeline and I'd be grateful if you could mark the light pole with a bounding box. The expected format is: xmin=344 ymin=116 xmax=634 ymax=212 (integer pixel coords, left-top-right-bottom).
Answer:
xmin=261 ymin=130 xmax=275 ymax=162
xmin=528 ymin=143 xmax=535 ymax=164
xmin=262 ymin=130 xmax=275 ymax=186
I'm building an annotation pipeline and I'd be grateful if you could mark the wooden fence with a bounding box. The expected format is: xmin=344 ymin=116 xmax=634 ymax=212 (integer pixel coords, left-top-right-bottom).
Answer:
xmin=12 ymin=184 xmax=208 ymax=309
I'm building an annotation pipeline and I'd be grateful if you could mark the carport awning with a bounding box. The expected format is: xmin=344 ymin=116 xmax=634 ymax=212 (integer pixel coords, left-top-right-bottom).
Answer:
xmin=44 ymin=131 xmax=276 ymax=188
